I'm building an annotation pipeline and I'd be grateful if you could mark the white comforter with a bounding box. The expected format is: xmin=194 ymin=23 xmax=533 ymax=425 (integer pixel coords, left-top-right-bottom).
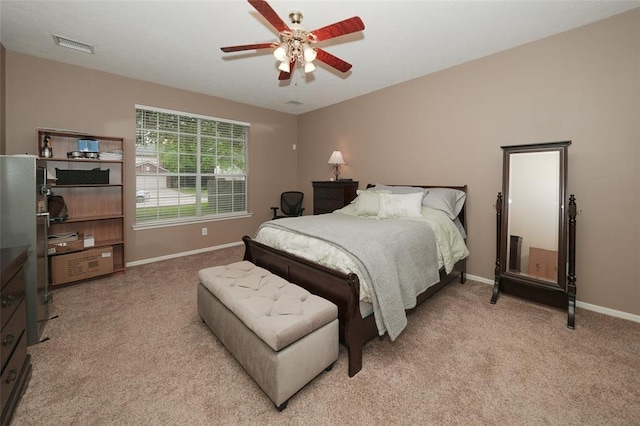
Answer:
xmin=255 ymin=204 xmax=470 ymax=304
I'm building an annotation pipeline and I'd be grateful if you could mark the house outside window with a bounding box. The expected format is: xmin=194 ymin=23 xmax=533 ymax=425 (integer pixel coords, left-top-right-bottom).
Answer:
xmin=134 ymin=105 xmax=249 ymax=228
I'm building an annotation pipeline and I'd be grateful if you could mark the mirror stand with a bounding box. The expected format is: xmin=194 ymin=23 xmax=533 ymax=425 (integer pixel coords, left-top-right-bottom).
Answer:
xmin=490 ymin=141 xmax=577 ymax=329
xmin=491 ymin=193 xmax=503 ymax=305
xmin=567 ymin=194 xmax=577 ymax=329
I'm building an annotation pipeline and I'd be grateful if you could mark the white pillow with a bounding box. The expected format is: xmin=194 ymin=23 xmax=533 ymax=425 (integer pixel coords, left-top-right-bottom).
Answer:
xmin=354 ymin=189 xmax=390 ymax=216
xmin=377 ymin=192 xmax=424 ymax=218
xmin=422 ymin=188 xmax=466 ymax=219
xmin=355 ymin=190 xmax=380 ymax=216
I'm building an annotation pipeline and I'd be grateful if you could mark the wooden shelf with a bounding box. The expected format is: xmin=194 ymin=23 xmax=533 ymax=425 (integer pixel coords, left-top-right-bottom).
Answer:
xmin=38 ymin=130 xmax=125 ymax=285
xmin=94 ymin=239 xmax=124 ymax=247
xmin=45 ymin=158 xmax=123 ymax=164
xmin=52 ymin=184 xmax=124 ymax=188
xmin=60 ymin=214 xmax=124 ymax=223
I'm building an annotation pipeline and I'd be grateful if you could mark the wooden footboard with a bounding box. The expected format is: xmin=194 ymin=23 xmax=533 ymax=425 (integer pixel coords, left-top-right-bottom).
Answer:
xmin=242 ymin=235 xmax=466 ymax=377
xmin=243 ymin=236 xmax=372 ymax=377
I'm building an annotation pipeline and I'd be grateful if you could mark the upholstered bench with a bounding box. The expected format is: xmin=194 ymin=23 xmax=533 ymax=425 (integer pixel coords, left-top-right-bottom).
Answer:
xmin=197 ymin=261 xmax=338 ymax=410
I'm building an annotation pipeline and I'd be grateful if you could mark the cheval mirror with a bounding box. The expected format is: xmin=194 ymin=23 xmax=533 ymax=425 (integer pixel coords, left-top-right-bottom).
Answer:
xmin=491 ymin=141 xmax=577 ymax=328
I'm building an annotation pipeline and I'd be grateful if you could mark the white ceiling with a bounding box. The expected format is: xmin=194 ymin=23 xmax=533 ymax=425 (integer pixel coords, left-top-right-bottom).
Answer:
xmin=1 ymin=1 xmax=638 ymax=115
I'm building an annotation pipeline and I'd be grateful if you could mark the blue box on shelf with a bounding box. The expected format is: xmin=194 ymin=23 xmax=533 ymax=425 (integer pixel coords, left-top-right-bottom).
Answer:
xmin=77 ymin=138 xmax=99 ymax=152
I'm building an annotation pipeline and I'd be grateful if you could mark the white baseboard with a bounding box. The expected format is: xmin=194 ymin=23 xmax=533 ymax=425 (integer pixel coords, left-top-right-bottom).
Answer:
xmin=466 ymin=273 xmax=493 ymax=285
xmin=126 ymin=240 xmax=243 ymax=267
xmin=466 ymin=274 xmax=640 ymax=324
xmin=575 ymin=301 xmax=640 ymax=324
xmin=126 ymin=257 xmax=640 ymax=324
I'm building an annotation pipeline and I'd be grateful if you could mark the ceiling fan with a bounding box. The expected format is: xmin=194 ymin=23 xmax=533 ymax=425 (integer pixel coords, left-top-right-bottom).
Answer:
xmin=221 ymin=0 xmax=365 ymax=80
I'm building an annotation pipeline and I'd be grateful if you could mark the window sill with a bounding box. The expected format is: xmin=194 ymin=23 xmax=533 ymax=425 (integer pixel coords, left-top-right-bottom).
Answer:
xmin=132 ymin=212 xmax=253 ymax=231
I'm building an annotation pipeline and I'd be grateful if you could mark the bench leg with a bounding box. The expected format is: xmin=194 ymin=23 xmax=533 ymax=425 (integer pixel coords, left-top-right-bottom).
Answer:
xmin=276 ymin=400 xmax=289 ymax=411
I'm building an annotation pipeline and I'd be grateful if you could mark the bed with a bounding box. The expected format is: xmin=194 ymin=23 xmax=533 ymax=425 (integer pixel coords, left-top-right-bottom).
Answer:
xmin=242 ymin=184 xmax=469 ymax=376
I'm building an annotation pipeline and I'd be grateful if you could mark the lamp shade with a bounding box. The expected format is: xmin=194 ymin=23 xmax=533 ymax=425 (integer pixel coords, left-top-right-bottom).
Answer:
xmin=303 ymin=44 xmax=317 ymax=62
xmin=273 ymin=45 xmax=288 ymax=61
xmin=278 ymin=60 xmax=290 ymax=73
xmin=304 ymin=61 xmax=316 ymax=74
xmin=327 ymin=151 xmax=345 ymax=165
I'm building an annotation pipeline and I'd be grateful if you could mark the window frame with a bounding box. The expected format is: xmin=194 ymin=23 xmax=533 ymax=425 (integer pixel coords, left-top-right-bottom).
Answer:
xmin=132 ymin=105 xmax=251 ymax=230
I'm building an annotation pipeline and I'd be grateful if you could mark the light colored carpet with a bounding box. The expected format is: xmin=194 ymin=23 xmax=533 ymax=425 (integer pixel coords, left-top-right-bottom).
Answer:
xmin=10 ymin=245 xmax=640 ymax=425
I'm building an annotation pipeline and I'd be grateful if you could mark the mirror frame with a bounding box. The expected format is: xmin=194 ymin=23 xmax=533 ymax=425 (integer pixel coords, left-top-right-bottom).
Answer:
xmin=491 ymin=141 xmax=577 ymax=328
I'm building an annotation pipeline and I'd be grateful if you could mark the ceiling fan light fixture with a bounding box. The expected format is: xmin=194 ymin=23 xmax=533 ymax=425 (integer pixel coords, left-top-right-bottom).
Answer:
xmin=304 ymin=61 xmax=316 ymax=74
xmin=220 ymin=1 xmax=364 ymax=80
xmin=303 ymin=44 xmax=317 ymax=62
xmin=273 ymin=44 xmax=288 ymax=61
xmin=278 ymin=60 xmax=290 ymax=73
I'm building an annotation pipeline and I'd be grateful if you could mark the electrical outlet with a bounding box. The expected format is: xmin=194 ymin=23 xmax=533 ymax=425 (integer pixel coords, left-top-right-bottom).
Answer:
xmin=292 ymin=144 xmax=297 ymax=150
xmin=201 ymin=227 xmax=207 ymax=236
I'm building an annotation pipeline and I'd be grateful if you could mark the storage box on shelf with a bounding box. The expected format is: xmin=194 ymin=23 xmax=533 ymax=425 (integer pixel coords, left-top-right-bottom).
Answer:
xmin=47 ymin=232 xmax=84 ymax=255
xmin=51 ymin=246 xmax=114 ymax=286
xmin=37 ymin=130 xmax=125 ymax=284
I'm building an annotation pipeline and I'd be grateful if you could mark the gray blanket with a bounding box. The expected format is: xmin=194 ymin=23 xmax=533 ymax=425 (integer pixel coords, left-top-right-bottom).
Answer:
xmin=259 ymin=214 xmax=440 ymax=340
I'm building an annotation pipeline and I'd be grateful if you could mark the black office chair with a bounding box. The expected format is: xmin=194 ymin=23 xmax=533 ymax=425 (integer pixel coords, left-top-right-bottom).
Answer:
xmin=271 ymin=191 xmax=305 ymax=219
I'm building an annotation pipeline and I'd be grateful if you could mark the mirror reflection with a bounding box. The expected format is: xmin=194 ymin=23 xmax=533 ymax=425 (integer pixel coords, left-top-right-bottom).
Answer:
xmin=506 ymin=151 xmax=560 ymax=283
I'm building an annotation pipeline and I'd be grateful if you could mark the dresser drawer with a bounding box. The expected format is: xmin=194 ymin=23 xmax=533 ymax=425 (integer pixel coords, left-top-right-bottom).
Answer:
xmin=312 ymin=181 xmax=359 ymax=215
xmin=314 ymin=187 xmax=343 ymax=200
xmin=315 ymin=198 xmax=345 ymax=212
xmin=0 ymin=331 xmax=27 ymax=411
xmin=1 ymin=267 xmax=25 ymax=329
xmin=1 ymin=299 xmax=26 ymax=371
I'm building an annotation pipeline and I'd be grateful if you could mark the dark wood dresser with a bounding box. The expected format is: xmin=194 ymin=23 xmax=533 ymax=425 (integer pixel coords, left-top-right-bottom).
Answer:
xmin=312 ymin=181 xmax=359 ymax=215
xmin=1 ymin=246 xmax=32 ymax=426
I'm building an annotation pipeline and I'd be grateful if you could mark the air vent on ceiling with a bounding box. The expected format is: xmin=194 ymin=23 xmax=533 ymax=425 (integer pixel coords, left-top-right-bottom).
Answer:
xmin=285 ymin=100 xmax=303 ymax=106
xmin=52 ymin=35 xmax=94 ymax=54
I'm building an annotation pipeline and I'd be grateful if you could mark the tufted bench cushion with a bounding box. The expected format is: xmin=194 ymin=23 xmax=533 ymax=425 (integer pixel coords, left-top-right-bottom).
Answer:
xmin=197 ymin=260 xmax=338 ymax=410
xmin=199 ymin=261 xmax=336 ymax=351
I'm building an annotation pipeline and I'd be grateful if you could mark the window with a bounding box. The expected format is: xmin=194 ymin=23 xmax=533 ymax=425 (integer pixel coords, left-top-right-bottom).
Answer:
xmin=134 ymin=105 xmax=249 ymax=227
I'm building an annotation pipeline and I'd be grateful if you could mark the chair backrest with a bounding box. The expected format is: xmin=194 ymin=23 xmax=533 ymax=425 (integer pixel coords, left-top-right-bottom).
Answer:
xmin=281 ymin=191 xmax=304 ymax=216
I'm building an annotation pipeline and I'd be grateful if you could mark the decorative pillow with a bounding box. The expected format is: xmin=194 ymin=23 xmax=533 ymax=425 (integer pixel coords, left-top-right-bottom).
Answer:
xmin=377 ymin=192 xmax=424 ymax=218
xmin=422 ymin=188 xmax=466 ymax=219
xmin=354 ymin=189 xmax=389 ymax=216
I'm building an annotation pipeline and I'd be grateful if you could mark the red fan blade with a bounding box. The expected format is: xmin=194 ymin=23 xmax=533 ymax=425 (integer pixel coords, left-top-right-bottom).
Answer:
xmin=248 ymin=0 xmax=290 ymax=33
xmin=221 ymin=42 xmax=276 ymax=53
xmin=311 ymin=17 xmax=365 ymax=42
xmin=278 ymin=59 xmax=296 ymax=80
xmin=315 ymin=48 xmax=353 ymax=73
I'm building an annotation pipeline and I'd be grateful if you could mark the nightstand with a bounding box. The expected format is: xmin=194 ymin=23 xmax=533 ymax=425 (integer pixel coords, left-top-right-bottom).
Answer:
xmin=312 ymin=181 xmax=359 ymax=215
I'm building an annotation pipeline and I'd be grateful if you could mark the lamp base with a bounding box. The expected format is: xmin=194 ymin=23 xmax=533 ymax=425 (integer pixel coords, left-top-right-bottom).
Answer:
xmin=333 ymin=164 xmax=341 ymax=181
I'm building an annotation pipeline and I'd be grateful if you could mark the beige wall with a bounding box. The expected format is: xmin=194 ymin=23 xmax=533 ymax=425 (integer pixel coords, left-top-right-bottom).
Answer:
xmin=1 ymin=43 xmax=5 ymax=153
xmin=3 ymin=10 xmax=638 ymax=317
xmin=4 ymin=52 xmax=298 ymax=263
xmin=298 ymin=10 xmax=640 ymax=315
